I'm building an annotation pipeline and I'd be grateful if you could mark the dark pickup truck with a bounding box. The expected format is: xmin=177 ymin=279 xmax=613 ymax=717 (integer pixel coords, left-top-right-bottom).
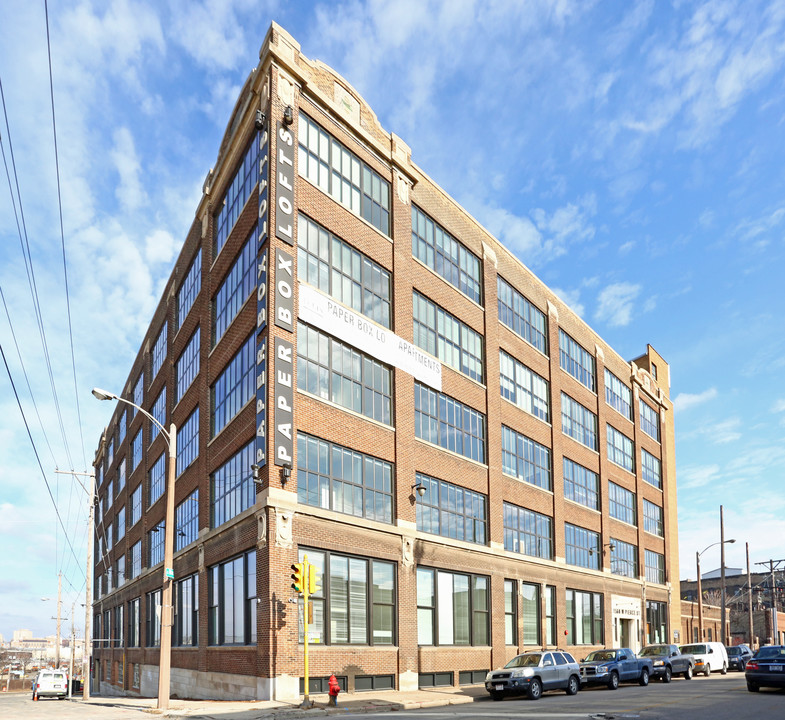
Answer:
xmin=579 ymin=648 xmax=654 ymax=689
xmin=639 ymin=644 xmax=695 ymax=682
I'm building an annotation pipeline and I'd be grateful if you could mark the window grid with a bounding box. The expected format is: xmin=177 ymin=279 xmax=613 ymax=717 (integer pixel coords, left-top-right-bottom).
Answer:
xmin=497 ymin=276 xmax=547 ymax=353
xmin=415 ymin=472 xmax=486 ymax=545
xmin=177 ymin=250 xmax=202 ymax=331
xmin=118 ymin=410 xmax=126 ymax=444
xmin=411 ymin=205 xmax=482 ymax=304
xmin=152 ymin=323 xmax=167 ymax=379
xmin=148 ymin=522 xmax=165 ymax=567
xmin=213 ymin=229 xmax=256 ymax=345
xmin=499 ymin=349 xmax=550 ymax=421
xmin=566 ymin=589 xmax=603 ymax=645
xmin=563 ymin=457 xmax=599 ymax=510
xmin=210 ymin=441 xmax=255 ymax=529
xmin=116 ymin=458 xmax=126 ymax=495
xmin=561 ymin=393 xmax=598 ymax=450
xmin=131 ymin=430 xmax=142 ymax=473
xmin=133 ymin=373 xmax=144 ymax=415
xmin=176 ymin=489 xmax=199 ymax=551
xmin=504 ymin=579 xmax=517 ymax=645
xmin=176 ymin=329 xmax=200 ymax=402
xmin=641 ymin=449 xmax=662 ymax=489
xmin=521 ymin=583 xmax=541 ymax=646
xmin=297 ymin=322 xmax=392 ymax=425
xmin=146 ymin=589 xmax=162 ymax=647
xmin=176 ymin=407 xmax=199 ymax=476
xmin=298 ymin=214 xmax=391 ymax=328
xmin=645 ymin=549 xmax=665 ymax=584
xmin=640 ymin=400 xmax=660 ymax=442
xmin=298 ymin=113 xmax=390 ymax=236
xmin=149 ymin=453 xmax=165 ymax=507
xmin=107 ymin=438 xmax=114 ymax=468
xmin=208 ymin=550 xmax=257 ymax=645
xmin=643 ymin=499 xmax=664 ymax=537
xmin=607 ymin=424 xmax=634 ymax=472
xmin=151 ymin=387 xmax=166 ymax=443
xmin=610 ymin=538 xmax=638 ymax=578
xmin=415 ymin=383 xmax=486 ymax=463
xmin=604 ymin=368 xmax=632 ymax=419
xmin=214 ymin=138 xmax=259 ymax=257
xmin=501 ymin=425 xmax=551 ymax=490
xmin=565 ymin=523 xmax=600 ymax=569
xmin=413 ymin=291 xmax=484 ymax=382
xmin=116 ymin=506 xmax=125 ymax=543
xmin=503 ymin=502 xmax=553 ymax=559
xmin=297 ymin=433 xmax=393 ymax=524
xmin=211 ymin=335 xmax=254 ymax=437
xmin=174 ymin=574 xmax=199 ymax=647
xmin=129 ymin=541 xmax=141 ymax=580
xmin=130 ymin=484 xmax=142 ymax=526
xmin=609 ymin=481 xmax=636 ymax=526
xmin=559 ymin=329 xmax=596 ymax=391
xmin=128 ymin=598 xmax=140 ymax=647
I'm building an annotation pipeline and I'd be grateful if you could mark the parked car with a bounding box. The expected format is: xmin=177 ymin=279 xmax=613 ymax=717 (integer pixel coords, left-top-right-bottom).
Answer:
xmin=640 ymin=643 xmax=695 ymax=681
xmin=485 ymin=650 xmax=582 ymax=700
xmin=579 ymin=648 xmax=653 ymax=689
xmin=746 ymin=645 xmax=785 ymax=692
xmin=679 ymin=642 xmax=728 ymax=676
xmin=32 ymin=670 xmax=68 ymax=700
xmin=726 ymin=644 xmax=753 ymax=671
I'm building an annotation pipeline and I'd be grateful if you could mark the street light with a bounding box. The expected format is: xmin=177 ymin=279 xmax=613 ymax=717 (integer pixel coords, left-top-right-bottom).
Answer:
xmin=92 ymin=387 xmax=177 ymax=711
xmin=696 ymin=538 xmax=736 ymax=642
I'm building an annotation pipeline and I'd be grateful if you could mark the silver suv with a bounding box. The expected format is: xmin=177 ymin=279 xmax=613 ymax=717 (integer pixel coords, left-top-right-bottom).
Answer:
xmin=485 ymin=650 xmax=582 ymax=700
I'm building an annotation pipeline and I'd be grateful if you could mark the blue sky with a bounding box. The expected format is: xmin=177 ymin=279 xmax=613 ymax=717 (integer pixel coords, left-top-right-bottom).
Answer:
xmin=1 ymin=0 xmax=784 ymax=641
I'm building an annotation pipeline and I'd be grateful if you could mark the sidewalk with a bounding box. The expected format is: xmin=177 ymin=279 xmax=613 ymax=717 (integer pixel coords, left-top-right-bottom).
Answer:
xmin=74 ymin=685 xmax=488 ymax=718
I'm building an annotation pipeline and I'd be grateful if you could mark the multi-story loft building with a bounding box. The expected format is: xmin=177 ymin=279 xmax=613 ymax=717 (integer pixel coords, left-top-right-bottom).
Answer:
xmin=90 ymin=23 xmax=678 ymax=701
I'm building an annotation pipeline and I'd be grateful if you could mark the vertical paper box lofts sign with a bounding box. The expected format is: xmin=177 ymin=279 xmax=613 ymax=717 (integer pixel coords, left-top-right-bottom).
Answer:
xmin=255 ymin=120 xmax=270 ymax=468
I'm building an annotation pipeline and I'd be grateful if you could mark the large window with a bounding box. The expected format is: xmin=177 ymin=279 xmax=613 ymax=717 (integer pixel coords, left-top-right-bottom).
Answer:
xmin=607 ymin=424 xmax=634 ymax=472
xmin=640 ymin=399 xmax=660 ymax=442
xmin=210 ymin=441 xmax=255 ymax=529
xmin=604 ymin=368 xmax=632 ymax=419
xmin=145 ymin=589 xmax=162 ymax=647
xmin=128 ymin=598 xmax=140 ymax=647
xmin=297 ymin=323 xmax=392 ymax=424
xmin=298 ymin=113 xmax=390 ymax=235
xmin=152 ymin=323 xmax=167 ymax=379
xmin=415 ymin=472 xmax=486 ymax=545
xmin=148 ymin=523 xmax=165 ymax=567
xmin=297 ymin=434 xmax=392 ymax=524
xmin=175 ymin=490 xmax=199 ymax=550
xmin=499 ymin=349 xmax=549 ymax=421
xmin=610 ymin=538 xmax=638 ymax=578
xmin=504 ymin=580 xmax=517 ymax=645
xmin=561 ymin=394 xmax=598 ymax=451
xmin=298 ymin=214 xmax=391 ymax=327
xmin=208 ymin=550 xmax=257 ymax=645
xmin=565 ymin=523 xmax=600 ymax=569
xmin=149 ymin=453 xmax=165 ymax=506
xmin=497 ymin=276 xmax=547 ymax=353
xmin=211 ymin=334 xmax=254 ymax=437
xmin=563 ymin=457 xmax=599 ymax=510
xmin=174 ymin=574 xmax=198 ymax=647
xmin=151 ymin=388 xmax=166 ymax=443
xmin=413 ymin=291 xmax=484 ymax=382
xmin=609 ymin=482 xmax=636 ymax=526
xmin=115 ymin=555 xmax=125 ymax=588
xmin=501 ymin=426 xmax=551 ymax=490
xmin=112 ymin=605 xmax=123 ymax=647
xmin=118 ymin=410 xmax=126 ymax=444
xmin=545 ymin=586 xmax=556 ymax=646
xmin=298 ymin=549 xmax=395 ymax=646
xmin=643 ymin=499 xmax=664 ymax=537
xmin=411 ymin=205 xmax=481 ymax=304
xmin=176 ymin=330 xmax=200 ymax=402
xmin=414 ymin=383 xmax=485 ymax=463
xmin=133 ymin=372 xmax=144 ymax=414
xmin=131 ymin=429 xmax=142 ymax=473
xmin=641 ymin=449 xmax=662 ymax=489
xmin=129 ymin=541 xmax=141 ymax=580
xmin=645 ymin=550 xmax=665 ymax=584
xmin=214 ymin=137 xmax=259 ymax=257
xmin=213 ymin=229 xmax=255 ymax=345
xmin=559 ymin=329 xmax=595 ymax=391
xmin=176 ymin=407 xmax=199 ymax=476
xmin=521 ymin=583 xmax=541 ymax=646
xmin=117 ymin=458 xmax=126 ymax=494
xmin=503 ymin=502 xmax=553 ymax=559
xmin=116 ymin=506 xmax=126 ymax=543
xmin=566 ymin=589 xmax=603 ymax=645
xmin=417 ymin=567 xmax=489 ymax=646
xmin=647 ymin=601 xmax=667 ymax=643
xmin=177 ymin=250 xmax=202 ymax=331
xmin=130 ymin=484 xmax=142 ymax=526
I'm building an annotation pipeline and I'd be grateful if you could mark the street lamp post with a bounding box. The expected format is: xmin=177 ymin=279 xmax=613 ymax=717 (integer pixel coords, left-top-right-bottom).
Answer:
xmin=92 ymin=388 xmax=177 ymax=710
xmin=696 ymin=537 xmax=736 ymax=642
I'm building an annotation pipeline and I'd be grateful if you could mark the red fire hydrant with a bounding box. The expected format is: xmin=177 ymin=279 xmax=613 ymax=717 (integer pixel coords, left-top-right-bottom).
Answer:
xmin=327 ymin=674 xmax=340 ymax=706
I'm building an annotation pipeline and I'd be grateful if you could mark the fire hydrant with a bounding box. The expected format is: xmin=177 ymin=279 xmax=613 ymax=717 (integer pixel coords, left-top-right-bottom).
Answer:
xmin=327 ymin=674 xmax=340 ymax=706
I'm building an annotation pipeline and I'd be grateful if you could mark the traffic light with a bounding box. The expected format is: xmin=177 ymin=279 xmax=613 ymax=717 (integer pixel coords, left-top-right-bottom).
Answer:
xmin=291 ymin=562 xmax=304 ymax=593
xmin=308 ymin=564 xmax=320 ymax=595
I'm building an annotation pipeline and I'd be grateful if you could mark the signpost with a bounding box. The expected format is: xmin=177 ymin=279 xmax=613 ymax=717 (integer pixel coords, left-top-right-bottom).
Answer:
xmin=291 ymin=554 xmax=320 ymax=708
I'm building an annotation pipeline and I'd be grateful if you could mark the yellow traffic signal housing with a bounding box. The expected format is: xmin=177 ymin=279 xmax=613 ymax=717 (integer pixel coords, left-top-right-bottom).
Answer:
xmin=308 ymin=564 xmax=320 ymax=595
xmin=291 ymin=562 xmax=304 ymax=593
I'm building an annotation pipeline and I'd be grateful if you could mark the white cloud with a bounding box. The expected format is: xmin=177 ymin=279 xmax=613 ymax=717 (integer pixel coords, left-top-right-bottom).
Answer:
xmin=673 ymin=387 xmax=718 ymax=413
xmin=678 ymin=463 xmax=721 ymax=490
xmin=705 ymin=417 xmax=742 ymax=445
xmin=110 ymin=127 xmax=147 ymax=212
xmin=594 ymin=281 xmax=641 ymax=327
xmin=144 ymin=229 xmax=178 ymax=265
xmin=551 ymin=287 xmax=585 ymax=318
xmin=772 ymin=399 xmax=785 ymax=413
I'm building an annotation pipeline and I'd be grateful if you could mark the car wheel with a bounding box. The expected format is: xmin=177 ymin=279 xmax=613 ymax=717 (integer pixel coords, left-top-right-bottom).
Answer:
xmin=705 ymin=667 xmax=711 ymax=677
xmin=566 ymin=675 xmax=579 ymax=696
xmin=747 ymin=682 xmax=760 ymax=693
xmin=721 ymin=663 xmax=727 ymax=675
xmin=490 ymin=691 xmax=504 ymax=701
xmin=684 ymin=665 xmax=693 ymax=680
xmin=608 ymin=671 xmax=620 ymax=690
xmin=527 ymin=678 xmax=542 ymax=700
xmin=639 ymin=668 xmax=649 ymax=687
xmin=662 ymin=665 xmax=672 ymax=683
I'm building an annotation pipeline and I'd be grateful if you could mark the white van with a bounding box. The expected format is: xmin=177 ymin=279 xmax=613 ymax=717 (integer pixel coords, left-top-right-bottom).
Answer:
xmin=680 ymin=642 xmax=729 ymax=676
xmin=32 ymin=670 xmax=68 ymax=700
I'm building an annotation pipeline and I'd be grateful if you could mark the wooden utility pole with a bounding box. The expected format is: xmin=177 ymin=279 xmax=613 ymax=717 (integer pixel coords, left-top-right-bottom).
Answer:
xmin=56 ymin=573 xmax=62 ymax=668
xmin=746 ymin=543 xmax=754 ymax=648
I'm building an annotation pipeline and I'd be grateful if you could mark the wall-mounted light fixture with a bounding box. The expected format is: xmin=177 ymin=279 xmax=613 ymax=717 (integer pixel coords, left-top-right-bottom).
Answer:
xmin=255 ymin=109 xmax=267 ymax=130
xmin=281 ymin=464 xmax=292 ymax=485
xmin=412 ymin=482 xmax=426 ymax=498
xmin=251 ymin=464 xmax=262 ymax=488
xmin=283 ymin=105 xmax=294 ymax=126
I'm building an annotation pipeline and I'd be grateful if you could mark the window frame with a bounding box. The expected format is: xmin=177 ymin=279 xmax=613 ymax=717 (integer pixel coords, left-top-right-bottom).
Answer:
xmin=608 ymin=481 xmax=637 ymax=526
xmin=497 ymin=276 xmax=547 ymax=354
xmin=604 ymin=368 xmax=632 ymax=420
xmin=415 ymin=472 xmax=487 ymax=545
xmin=503 ymin=502 xmax=553 ymax=560
xmin=499 ymin=349 xmax=550 ymax=422
xmin=606 ymin=423 xmax=634 ymax=472
xmin=559 ymin=329 xmax=596 ymax=391
xmin=563 ymin=457 xmax=599 ymax=510
xmin=565 ymin=523 xmax=600 ymax=569
xmin=561 ymin=393 xmax=598 ymax=451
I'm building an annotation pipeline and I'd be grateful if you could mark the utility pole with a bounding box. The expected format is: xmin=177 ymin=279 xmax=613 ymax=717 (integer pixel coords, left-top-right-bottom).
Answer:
xmin=755 ymin=559 xmax=785 ymax=644
xmin=56 ymin=572 xmax=62 ymax=668
xmin=68 ymin=602 xmax=75 ymax=699
xmin=746 ymin=543 xmax=754 ymax=648
xmin=720 ymin=505 xmax=727 ymax=645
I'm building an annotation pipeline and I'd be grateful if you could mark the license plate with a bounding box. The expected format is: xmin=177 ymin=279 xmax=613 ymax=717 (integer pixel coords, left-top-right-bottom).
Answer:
xmin=495 ymin=684 xmax=504 ymax=690
xmin=771 ymin=666 xmax=782 ymax=672
xmin=54 ymin=685 xmax=62 ymax=689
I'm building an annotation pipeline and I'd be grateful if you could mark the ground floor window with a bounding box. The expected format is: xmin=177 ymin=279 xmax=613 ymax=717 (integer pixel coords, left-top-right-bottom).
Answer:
xmin=504 ymin=580 xmax=517 ymax=645
xmin=208 ymin=549 xmax=256 ymax=645
xmin=521 ymin=582 xmax=540 ymax=645
xmin=128 ymin=598 xmax=140 ymax=647
xmin=174 ymin=573 xmax=198 ymax=646
xmin=545 ymin=585 xmax=556 ymax=645
xmin=566 ymin=589 xmax=603 ymax=645
xmin=647 ymin=600 xmax=668 ymax=643
xmin=145 ymin=589 xmax=161 ymax=647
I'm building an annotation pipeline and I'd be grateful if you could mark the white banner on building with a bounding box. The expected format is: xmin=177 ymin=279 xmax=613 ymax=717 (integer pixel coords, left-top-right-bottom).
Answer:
xmin=298 ymin=283 xmax=442 ymax=391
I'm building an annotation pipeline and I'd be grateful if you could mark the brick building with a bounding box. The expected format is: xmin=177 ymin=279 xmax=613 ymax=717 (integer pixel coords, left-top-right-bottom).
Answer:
xmin=90 ymin=23 xmax=678 ymax=701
